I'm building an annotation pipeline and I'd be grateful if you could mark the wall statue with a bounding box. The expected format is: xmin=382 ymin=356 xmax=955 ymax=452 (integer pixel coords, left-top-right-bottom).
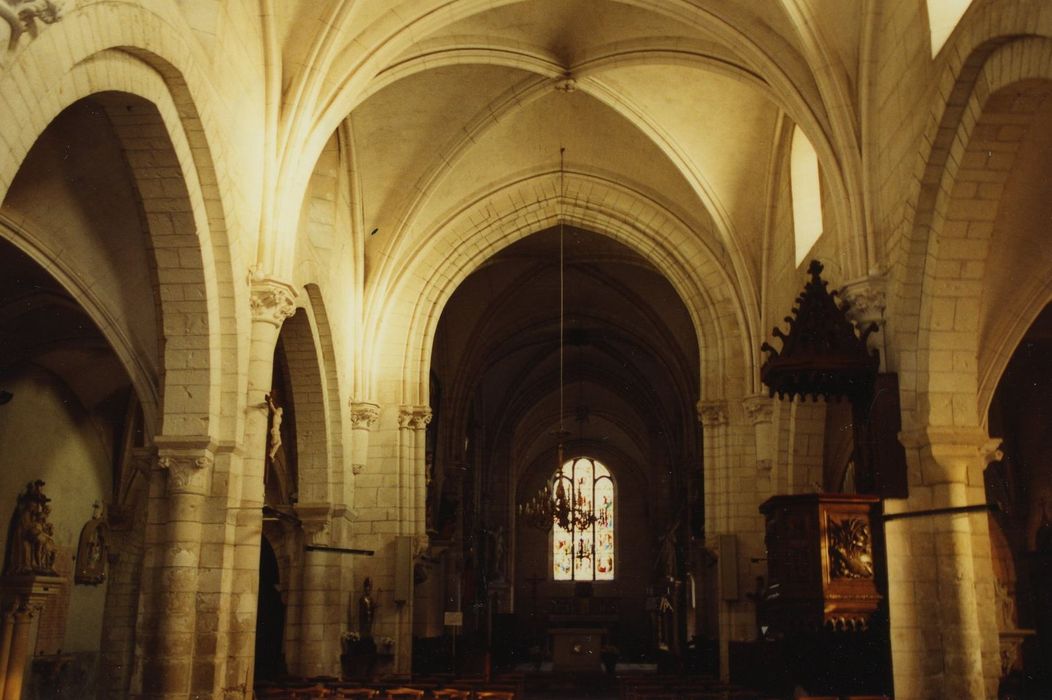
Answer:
xmin=358 ymin=577 xmax=377 ymax=639
xmin=74 ymin=502 xmax=109 ymax=585
xmin=265 ymin=392 xmax=284 ymax=465
xmin=656 ymin=520 xmax=679 ymax=581
xmin=4 ymin=480 xmax=58 ymax=576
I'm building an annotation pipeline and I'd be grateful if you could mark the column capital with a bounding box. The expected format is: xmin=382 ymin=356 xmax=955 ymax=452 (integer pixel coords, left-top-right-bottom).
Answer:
xmin=295 ymin=503 xmax=332 ymax=547
xmin=697 ymin=400 xmax=728 ymax=427
xmin=899 ymin=426 xmax=1002 ymax=485
xmin=741 ymin=393 xmax=774 ymax=425
xmin=349 ymin=401 xmax=381 ymax=430
xmin=248 ymin=268 xmax=297 ymax=327
xmin=399 ymin=405 xmax=432 ymax=430
xmin=1 ymin=0 xmax=64 ymax=52
xmin=155 ymin=436 xmax=216 ymax=495
xmin=840 ymin=272 xmax=887 ymax=329
xmin=128 ymin=446 xmax=157 ymax=475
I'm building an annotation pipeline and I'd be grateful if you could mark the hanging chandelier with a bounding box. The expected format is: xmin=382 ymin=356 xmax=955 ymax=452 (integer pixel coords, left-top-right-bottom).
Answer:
xmin=517 ymin=149 xmax=598 ymax=533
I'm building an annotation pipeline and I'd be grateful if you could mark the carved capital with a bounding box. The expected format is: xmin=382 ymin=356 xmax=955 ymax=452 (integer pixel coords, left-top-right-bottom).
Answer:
xmin=155 ymin=437 xmax=215 ymax=496
xmin=349 ymin=401 xmax=381 ymax=430
xmin=1 ymin=0 xmax=63 ymax=52
xmin=351 ymin=464 xmax=364 ymax=476
xmin=696 ymin=400 xmax=728 ymax=428
xmin=398 ymin=406 xmax=431 ymax=431
xmin=899 ymin=426 xmax=1002 ymax=487
xmin=128 ymin=447 xmax=157 ymax=476
xmin=840 ymin=274 xmax=887 ymax=329
xmin=741 ymin=394 xmax=774 ymax=425
xmin=410 ymin=406 xmax=432 ymax=431
xmin=249 ymin=271 xmax=297 ymax=327
xmin=296 ymin=503 xmax=332 ymax=546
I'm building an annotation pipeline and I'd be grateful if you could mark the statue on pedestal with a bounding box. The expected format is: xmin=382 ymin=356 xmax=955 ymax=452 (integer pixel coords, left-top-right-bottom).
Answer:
xmin=5 ymin=480 xmax=58 ymax=576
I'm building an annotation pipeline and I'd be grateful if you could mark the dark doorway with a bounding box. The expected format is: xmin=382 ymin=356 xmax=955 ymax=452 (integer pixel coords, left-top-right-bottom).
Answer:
xmin=254 ymin=536 xmax=286 ymax=680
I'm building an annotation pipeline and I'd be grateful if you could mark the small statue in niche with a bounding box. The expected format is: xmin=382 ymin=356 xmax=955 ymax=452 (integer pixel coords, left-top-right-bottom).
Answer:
xmin=489 ymin=525 xmax=506 ymax=580
xmin=424 ymin=452 xmax=435 ymax=532
xmin=74 ymin=502 xmax=109 ymax=585
xmin=656 ymin=519 xmax=679 ymax=581
xmin=358 ymin=577 xmax=377 ymax=639
xmin=4 ymin=480 xmax=58 ymax=576
xmin=994 ymin=577 xmax=1018 ymax=630
xmin=655 ymin=589 xmax=676 ymax=652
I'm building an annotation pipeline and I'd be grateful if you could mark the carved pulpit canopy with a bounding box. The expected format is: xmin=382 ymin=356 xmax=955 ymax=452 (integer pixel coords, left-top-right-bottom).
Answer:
xmin=761 ymin=260 xmax=879 ymax=402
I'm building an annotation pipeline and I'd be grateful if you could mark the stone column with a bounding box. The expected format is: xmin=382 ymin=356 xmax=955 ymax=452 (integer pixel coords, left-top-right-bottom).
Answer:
xmin=393 ymin=406 xmax=431 ymax=674
xmin=0 ymin=576 xmax=62 ymax=700
xmin=224 ymin=273 xmax=297 ymax=692
xmin=408 ymin=407 xmax=432 ymax=540
xmin=741 ymin=394 xmax=775 ymax=483
xmin=0 ymin=607 xmax=12 ymax=699
xmin=887 ymin=427 xmax=1002 ymax=700
xmin=698 ymin=400 xmax=733 ymax=682
xmin=99 ymin=448 xmax=153 ymax=699
xmin=293 ymin=505 xmax=341 ymax=677
xmin=2 ymin=607 xmax=32 ymax=700
xmin=139 ymin=438 xmax=214 ymax=699
xmin=349 ymin=401 xmax=381 ymax=477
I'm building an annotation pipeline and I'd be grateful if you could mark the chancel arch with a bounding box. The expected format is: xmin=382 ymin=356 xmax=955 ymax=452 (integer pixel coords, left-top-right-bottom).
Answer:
xmin=369 ymin=172 xmax=751 ymax=410
xmin=425 ymin=225 xmax=700 ymax=664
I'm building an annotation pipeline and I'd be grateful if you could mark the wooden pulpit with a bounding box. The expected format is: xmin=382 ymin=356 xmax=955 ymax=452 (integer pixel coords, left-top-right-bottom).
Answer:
xmin=759 ymin=493 xmax=882 ymax=634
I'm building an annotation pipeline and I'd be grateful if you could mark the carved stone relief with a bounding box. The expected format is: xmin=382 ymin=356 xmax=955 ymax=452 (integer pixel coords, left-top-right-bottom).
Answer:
xmin=158 ymin=451 xmax=214 ymax=495
xmin=696 ymin=400 xmax=728 ymax=428
xmin=349 ymin=401 xmax=381 ymax=430
xmin=248 ymin=269 xmax=297 ymax=327
xmin=398 ymin=406 xmax=431 ymax=431
xmin=1 ymin=0 xmax=63 ymax=52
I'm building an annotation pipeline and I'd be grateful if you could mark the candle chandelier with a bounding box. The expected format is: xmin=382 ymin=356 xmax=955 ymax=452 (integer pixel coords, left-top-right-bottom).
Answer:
xmin=517 ymin=149 xmax=598 ymax=534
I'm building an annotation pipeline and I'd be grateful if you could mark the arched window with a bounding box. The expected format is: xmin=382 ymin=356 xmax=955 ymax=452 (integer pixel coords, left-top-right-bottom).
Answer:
xmin=927 ymin=0 xmax=974 ymax=57
xmin=552 ymin=457 xmax=614 ymax=581
xmin=791 ymin=125 xmax=824 ymax=266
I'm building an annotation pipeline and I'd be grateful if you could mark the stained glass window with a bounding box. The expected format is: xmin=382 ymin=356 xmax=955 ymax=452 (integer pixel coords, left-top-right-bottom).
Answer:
xmin=552 ymin=457 xmax=614 ymax=581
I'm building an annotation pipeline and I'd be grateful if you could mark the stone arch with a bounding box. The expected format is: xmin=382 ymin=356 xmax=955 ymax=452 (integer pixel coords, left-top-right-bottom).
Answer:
xmin=0 ymin=6 xmax=243 ymax=442
xmin=0 ymin=214 xmax=162 ymax=434
xmin=437 ymin=256 xmax=698 ymax=475
xmin=278 ymin=307 xmax=334 ymax=506
xmin=368 ymin=171 xmax=753 ymax=412
xmin=305 ymin=285 xmax=348 ymax=503
xmin=897 ymin=37 xmax=1052 ymax=430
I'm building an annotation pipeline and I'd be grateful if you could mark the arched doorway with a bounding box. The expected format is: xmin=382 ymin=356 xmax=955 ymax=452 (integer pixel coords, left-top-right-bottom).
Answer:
xmin=986 ymin=303 xmax=1052 ymax=696
xmin=255 ymin=535 xmax=287 ymax=680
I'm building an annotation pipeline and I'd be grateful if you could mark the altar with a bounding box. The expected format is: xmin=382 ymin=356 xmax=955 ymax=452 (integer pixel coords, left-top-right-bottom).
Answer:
xmin=549 ymin=627 xmax=605 ymax=672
